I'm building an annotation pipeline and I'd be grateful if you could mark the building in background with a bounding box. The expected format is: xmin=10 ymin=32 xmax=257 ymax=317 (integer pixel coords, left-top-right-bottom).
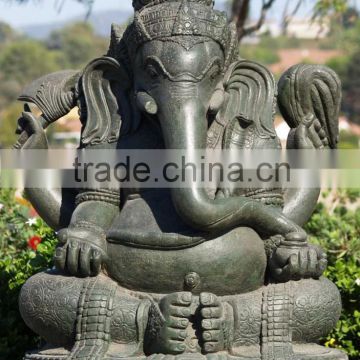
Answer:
xmin=285 ymin=17 xmax=330 ymax=39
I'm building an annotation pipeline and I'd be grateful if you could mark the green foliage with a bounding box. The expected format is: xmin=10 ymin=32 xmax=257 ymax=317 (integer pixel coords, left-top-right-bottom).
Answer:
xmin=0 ymin=103 xmax=23 ymax=147
xmin=0 ymin=189 xmax=57 ymax=360
xmin=0 ymin=72 xmax=22 ymax=109
xmin=240 ymin=35 xmax=280 ymax=65
xmin=337 ymin=20 xmax=360 ymax=55
xmin=327 ymin=48 xmax=360 ymax=126
xmin=46 ymin=22 xmax=108 ymax=68
xmin=342 ymin=7 xmax=359 ymax=29
xmin=314 ymin=0 xmax=349 ymax=18
xmin=0 ymin=21 xmax=18 ymax=44
xmin=338 ymin=130 xmax=360 ymax=149
xmin=338 ymin=50 xmax=360 ymax=125
xmin=323 ymin=19 xmax=360 ymax=126
xmin=326 ymin=55 xmax=350 ymax=78
xmin=240 ymin=45 xmax=280 ymax=65
xmin=0 ymin=21 xmax=108 ymax=147
xmin=305 ymin=191 xmax=360 ymax=359
xmin=0 ymin=39 xmax=64 ymax=85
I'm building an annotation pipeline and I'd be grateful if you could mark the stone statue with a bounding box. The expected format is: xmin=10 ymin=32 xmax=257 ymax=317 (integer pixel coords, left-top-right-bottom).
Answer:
xmin=16 ymin=1 xmax=347 ymax=359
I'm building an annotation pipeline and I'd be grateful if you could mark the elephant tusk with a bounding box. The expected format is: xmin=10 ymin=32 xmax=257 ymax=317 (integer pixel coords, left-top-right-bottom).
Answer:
xmin=136 ymin=91 xmax=158 ymax=115
xmin=209 ymin=88 xmax=225 ymax=115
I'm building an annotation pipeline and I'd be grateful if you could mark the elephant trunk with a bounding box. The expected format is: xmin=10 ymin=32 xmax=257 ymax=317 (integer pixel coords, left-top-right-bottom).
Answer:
xmin=157 ymin=96 xmax=301 ymax=237
xmin=157 ymin=97 xmax=249 ymax=232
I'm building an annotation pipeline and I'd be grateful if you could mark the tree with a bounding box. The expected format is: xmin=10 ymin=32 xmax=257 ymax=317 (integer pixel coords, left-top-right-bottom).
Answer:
xmin=281 ymin=0 xmax=303 ymax=36
xmin=0 ymin=40 xmax=64 ymax=84
xmin=325 ymin=17 xmax=360 ymax=126
xmin=0 ymin=72 xmax=22 ymax=109
xmin=0 ymin=21 xmax=17 ymax=44
xmin=342 ymin=6 xmax=359 ymax=29
xmin=0 ymin=103 xmax=23 ymax=147
xmin=7 ymin=0 xmax=355 ymax=41
xmin=46 ymin=22 xmax=108 ymax=68
xmin=340 ymin=50 xmax=360 ymax=125
xmin=226 ymin=0 xmax=353 ymax=42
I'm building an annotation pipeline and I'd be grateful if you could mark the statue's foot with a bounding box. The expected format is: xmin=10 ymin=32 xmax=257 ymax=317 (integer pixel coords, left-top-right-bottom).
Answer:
xmin=199 ymin=293 xmax=234 ymax=354
xmin=146 ymin=292 xmax=192 ymax=355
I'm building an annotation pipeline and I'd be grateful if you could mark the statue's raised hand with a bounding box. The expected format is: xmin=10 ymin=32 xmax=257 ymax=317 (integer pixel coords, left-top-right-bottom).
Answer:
xmin=15 ymin=105 xmax=48 ymax=149
xmin=54 ymin=226 xmax=107 ymax=277
xmin=290 ymin=117 xmax=331 ymax=150
xmin=279 ymin=64 xmax=341 ymax=150
xmin=269 ymin=235 xmax=327 ymax=282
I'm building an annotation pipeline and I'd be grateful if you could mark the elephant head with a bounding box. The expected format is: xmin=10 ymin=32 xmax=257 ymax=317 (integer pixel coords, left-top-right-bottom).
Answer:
xmin=80 ymin=0 xmax=302 ymax=238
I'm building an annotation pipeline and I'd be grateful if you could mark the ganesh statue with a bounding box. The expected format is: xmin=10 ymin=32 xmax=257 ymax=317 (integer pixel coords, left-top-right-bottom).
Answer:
xmin=16 ymin=1 xmax=347 ymax=359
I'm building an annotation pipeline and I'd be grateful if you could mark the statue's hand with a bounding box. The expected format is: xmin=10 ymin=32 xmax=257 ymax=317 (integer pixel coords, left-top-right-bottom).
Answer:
xmin=269 ymin=236 xmax=327 ymax=282
xmin=54 ymin=226 xmax=107 ymax=277
xmin=291 ymin=118 xmax=330 ymax=150
xmin=16 ymin=109 xmax=48 ymax=149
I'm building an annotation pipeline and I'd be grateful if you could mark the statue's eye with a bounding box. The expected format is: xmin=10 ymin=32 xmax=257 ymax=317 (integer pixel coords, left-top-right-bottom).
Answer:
xmin=147 ymin=65 xmax=159 ymax=80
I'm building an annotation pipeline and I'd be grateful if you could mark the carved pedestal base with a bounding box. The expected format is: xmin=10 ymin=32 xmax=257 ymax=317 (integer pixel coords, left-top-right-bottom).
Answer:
xmin=20 ymin=272 xmax=348 ymax=360
xmin=24 ymin=347 xmax=347 ymax=360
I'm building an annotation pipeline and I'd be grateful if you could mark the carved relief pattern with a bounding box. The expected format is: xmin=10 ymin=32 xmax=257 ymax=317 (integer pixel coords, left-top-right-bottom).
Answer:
xmin=228 ymin=292 xmax=262 ymax=347
xmin=111 ymin=297 xmax=139 ymax=343
xmin=292 ymin=279 xmax=342 ymax=343
xmin=19 ymin=272 xmax=82 ymax=346
xmin=69 ymin=277 xmax=117 ymax=359
xmin=18 ymin=71 xmax=78 ymax=123
xmin=124 ymin=0 xmax=237 ymax=68
xmin=261 ymin=283 xmax=294 ymax=360
xmin=144 ymin=302 xmax=165 ymax=348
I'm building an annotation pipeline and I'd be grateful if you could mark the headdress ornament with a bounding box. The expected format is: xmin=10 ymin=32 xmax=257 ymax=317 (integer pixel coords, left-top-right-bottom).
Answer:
xmin=125 ymin=0 xmax=235 ymax=59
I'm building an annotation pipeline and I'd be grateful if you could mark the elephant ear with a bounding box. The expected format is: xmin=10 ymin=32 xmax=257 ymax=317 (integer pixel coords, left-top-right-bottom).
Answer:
xmin=208 ymin=59 xmax=277 ymax=149
xmin=278 ymin=64 xmax=341 ymax=149
xmin=80 ymin=56 xmax=137 ymax=147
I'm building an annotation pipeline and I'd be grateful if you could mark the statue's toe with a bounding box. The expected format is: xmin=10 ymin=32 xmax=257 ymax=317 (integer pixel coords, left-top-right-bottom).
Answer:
xmin=199 ymin=293 xmax=234 ymax=354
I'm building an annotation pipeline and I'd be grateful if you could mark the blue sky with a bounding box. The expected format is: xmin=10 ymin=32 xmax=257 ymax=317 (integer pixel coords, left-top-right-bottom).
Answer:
xmin=0 ymin=0 xmax=319 ymax=28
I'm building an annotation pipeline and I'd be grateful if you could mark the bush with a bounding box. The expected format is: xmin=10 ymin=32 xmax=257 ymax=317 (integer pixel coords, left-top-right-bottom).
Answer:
xmin=240 ymin=44 xmax=280 ymax=65
xmin=305 ymin=190 xmax=360 ymax=359
xmin=0 ymin=40 xmax=64 ymax=85
xmin=0 ymin=189 xmax=358 ymax=359
xmin=240 ymin=34 xmax=280 ymax=65
xmin=0 ymin=189 xmax=57 ymax=360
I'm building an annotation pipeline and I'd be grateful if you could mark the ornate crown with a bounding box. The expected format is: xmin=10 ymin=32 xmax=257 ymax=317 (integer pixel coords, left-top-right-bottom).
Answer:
xmin=124 ymin=0 xmax=236 ymax=63
xmin=132 ymin=0 xmax=215 ymax=11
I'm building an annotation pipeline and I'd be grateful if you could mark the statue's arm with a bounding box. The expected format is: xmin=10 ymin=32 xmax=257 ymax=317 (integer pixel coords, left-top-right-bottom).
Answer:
xmin=278 ymin=64 xmax=341 ymax=226
xmin=15 ymin=69 xmax=82 ymax=229
xmin=54 ymin=197 xmax=119 ymax=277
xmin=68 ymin=200 xmax=118 ymax=228
xmin=265 ymin=64 xmax=341 ymax=282
xmin=282 ymin=128 xmax=321 ymax=226
xmin=23 ymin=110 xmax=120 ymax=275
xmin=282 ymin=188 xmax=320 ymax=227
xmin=17 ymin=110 xmax=76 ymax=230
xmin=24 ymin=188 xmax=76 ymax=231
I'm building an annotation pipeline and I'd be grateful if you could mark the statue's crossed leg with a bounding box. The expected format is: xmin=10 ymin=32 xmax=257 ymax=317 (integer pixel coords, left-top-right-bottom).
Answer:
xmin=20 ymin=271 xmax=346 ymax=360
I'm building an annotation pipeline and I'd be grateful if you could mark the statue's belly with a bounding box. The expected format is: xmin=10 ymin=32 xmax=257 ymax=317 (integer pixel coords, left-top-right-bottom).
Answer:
xmin=105 ymin=227 xmax=266 ymax=296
